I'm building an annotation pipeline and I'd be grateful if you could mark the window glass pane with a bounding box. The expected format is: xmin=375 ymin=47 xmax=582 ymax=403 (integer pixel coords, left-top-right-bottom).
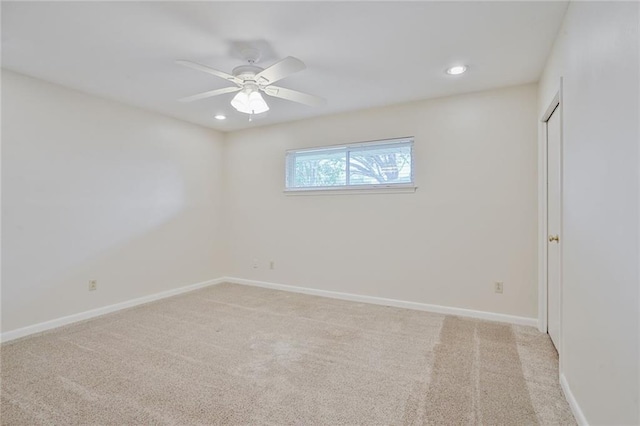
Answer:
xmin=348 ymin=144 xmax=412 ymax=185
xmin=286 ymin=138 xmax=413 ymax=190
xmin=293 ymin=150 xmax=346 ymax=187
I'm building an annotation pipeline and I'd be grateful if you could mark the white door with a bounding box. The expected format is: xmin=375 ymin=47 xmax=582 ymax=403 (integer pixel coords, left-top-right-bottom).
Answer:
xmin=546 ymin=105 xmax=561 ymax=352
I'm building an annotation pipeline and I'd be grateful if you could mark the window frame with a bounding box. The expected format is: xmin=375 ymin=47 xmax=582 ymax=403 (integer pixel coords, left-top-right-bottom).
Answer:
xmin=285 ymin=137 xmax=416 ymax=194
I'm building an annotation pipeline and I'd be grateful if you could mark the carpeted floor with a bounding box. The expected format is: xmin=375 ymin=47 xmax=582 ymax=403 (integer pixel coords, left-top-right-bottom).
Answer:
xmin=1 ymin=283 xmax=575 ymax=425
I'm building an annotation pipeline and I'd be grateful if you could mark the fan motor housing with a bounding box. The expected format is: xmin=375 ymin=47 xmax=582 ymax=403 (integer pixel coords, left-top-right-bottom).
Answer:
xmin=232 ymin=65 xmax=264 ymax=81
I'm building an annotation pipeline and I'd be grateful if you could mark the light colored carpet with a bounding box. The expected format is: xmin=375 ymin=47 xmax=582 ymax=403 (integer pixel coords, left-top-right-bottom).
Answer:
xmin=1 ymin=283 xmax=575 ymax=425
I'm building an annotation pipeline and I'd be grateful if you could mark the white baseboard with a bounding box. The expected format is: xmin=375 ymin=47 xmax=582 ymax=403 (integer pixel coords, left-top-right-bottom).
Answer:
xmin=1 ymin=277 xmax=225 ymax=343
xmin=560 ymin=374 xmax=588 ymax=426
xmin=222 ymin=277 xmax=538 ymax=327
xmin=2 ymin=276 xmax=539 ymax=343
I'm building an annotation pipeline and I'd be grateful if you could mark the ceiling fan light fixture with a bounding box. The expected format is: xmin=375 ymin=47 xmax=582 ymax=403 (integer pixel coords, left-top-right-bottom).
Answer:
xmin=231 ymin=89 xmax=269 ymax=115
xmin=177 ymin=55 xmax=324 ymax=111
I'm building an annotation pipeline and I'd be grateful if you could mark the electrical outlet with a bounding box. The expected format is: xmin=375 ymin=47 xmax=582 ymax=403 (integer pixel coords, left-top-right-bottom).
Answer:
xmin=252 ymin=259 xmax=259 ymax=269
xmin=494 ymin=282 xmax=504 ymax=294
xmin=269 ymin=261 xmax=275 ymax=270
xmin=89 ymin=280 xmax=97 ymax=291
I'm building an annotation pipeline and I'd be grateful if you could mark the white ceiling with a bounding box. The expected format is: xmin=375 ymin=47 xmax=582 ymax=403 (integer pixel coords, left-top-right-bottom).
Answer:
xmin=1 ymin=1 xmax=567 ymax=132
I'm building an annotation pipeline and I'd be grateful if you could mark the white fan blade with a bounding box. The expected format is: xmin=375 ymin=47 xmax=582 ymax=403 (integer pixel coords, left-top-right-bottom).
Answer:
xmin=255 ymin=57 xmax=306 ymax=85
xmin=176 ymin=60 xmax=242 ymax=85
xmin=179 ymin=86 xmax=241 ymax=102
xmin=263 ymin=85 xmax=326 ymax=107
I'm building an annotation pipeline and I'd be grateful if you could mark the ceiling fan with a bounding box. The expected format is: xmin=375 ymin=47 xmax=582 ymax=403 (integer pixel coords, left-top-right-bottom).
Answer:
xmin=176 ymin=50 xmax=326 ymax=116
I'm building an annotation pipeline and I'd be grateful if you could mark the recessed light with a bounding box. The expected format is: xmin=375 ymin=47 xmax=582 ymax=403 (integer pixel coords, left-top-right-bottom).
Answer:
xmin=446 ymin=65 xmax=468 ymax=75
xmin=214 ymin=114 xmax=226 ymax=120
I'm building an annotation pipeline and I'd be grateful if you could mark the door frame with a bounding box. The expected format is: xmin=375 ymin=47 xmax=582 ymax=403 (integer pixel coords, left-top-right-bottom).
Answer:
xmin=538 ymin=80 xmax=563 ymax=364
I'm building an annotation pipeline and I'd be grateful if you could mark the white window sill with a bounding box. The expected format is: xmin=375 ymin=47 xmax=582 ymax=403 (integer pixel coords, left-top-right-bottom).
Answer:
xmin=284 ymin=185 xmax=417 ymax=196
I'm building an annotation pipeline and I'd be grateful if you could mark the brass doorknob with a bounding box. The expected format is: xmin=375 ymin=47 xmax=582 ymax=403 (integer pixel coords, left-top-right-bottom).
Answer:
xmin=548 ymin=235 xmax=560 ymax=243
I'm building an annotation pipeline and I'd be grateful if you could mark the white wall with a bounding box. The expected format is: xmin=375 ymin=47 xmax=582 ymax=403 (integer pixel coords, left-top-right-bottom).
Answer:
xmin=539 ymin=2 xmax=639 ymax=424
xmin=224 ymin=84 xmax=539 ymax=319
xmin=1 ymin=70 xmax=226 ymax=332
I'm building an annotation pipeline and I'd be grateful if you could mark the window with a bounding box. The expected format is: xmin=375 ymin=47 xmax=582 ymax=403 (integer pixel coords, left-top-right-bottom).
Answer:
xmin=285 ymin=137 xmax=414 ymax=192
